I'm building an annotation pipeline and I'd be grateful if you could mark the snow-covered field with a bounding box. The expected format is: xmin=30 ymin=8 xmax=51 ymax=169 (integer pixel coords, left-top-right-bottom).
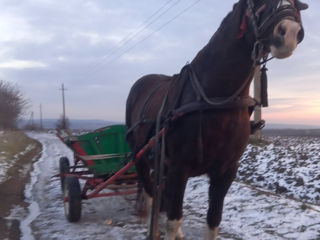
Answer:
xmin=13 ymin=133 xmax=320 ymax=239
xmin=239 ymin=137 xmax=320 ymax=205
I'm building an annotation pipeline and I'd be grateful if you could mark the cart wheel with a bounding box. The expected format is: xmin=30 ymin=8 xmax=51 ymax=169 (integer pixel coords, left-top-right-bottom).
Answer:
xmin=64 ymin=176 xmax=82 ymax=222
xmin=59 ymin=157 xmax=70 ymax=191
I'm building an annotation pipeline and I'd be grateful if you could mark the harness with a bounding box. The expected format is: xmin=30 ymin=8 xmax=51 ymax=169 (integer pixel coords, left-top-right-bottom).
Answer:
xmin=127 ymin=65 xmax=258 ymax=139
xmin=133 ymin=1 xmax=305 ymax=238
xmin=128 ymin=0 xmax=304 ymax=140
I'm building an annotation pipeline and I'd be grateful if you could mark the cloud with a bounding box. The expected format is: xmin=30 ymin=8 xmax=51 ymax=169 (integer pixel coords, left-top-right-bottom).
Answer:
xmin=121 ymin=53 xmax=155 ymax=63
xmin=0 ymin=13 xmax=52 ymax=44
xmin=0 ymin=60 xmax=47 ymax=69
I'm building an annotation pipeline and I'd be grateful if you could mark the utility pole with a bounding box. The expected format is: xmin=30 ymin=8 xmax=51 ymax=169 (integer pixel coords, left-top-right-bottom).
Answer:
xmin=31 ymin=111 xmax=34 ymax=130
xmin=39 ymin=103 xmax=43 ymax=130
xmin=59 ymin=84 xmax=67 ymax=129
xmin=254 ymin=66 xmax=262 ymax=139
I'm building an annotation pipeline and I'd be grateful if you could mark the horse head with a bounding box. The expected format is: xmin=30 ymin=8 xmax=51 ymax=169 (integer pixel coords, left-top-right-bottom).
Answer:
xmin=240 ymin=0 xmax=308 ymax=59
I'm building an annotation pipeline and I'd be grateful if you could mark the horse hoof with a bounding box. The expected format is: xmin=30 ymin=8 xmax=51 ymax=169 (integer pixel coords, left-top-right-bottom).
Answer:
xmin=176 ymin=235 xmax=184 ymax=240
xmin=147 ymin=232 xmax=161 ymax=240
xmin=176 ymin=228 xmax=184 ymax=239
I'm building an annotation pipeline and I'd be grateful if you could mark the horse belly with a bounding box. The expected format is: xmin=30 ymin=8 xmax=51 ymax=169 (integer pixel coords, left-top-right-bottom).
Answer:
xmin=202 ymin=110 xmax=250 ymax=175
xmin=166 ymin=109 xmax=250 ymax=177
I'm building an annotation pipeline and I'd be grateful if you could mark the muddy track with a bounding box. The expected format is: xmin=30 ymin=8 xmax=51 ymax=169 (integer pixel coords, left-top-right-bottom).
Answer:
xmin=0 ymin=137 xmax=42 ymax=240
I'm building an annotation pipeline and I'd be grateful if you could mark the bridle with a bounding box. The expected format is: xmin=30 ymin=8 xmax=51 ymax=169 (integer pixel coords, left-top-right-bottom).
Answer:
xmin=245 ymin=0 xmax=304 ymax=64
xmin=258 ymin=1 xmax=304 ymax=41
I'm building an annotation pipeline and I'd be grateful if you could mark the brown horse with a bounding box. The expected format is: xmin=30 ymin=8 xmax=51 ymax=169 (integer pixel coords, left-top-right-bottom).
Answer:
xmin=126 ymin=0 xmax=308 ymax=239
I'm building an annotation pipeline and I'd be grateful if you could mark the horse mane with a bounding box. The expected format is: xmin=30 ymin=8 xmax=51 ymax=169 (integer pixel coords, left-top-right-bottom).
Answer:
xmin=188 ymin=0 xmax=253 ymax=100
xmin=192 ymin=0 xmax=247 ymax=64
xmin=215 ymin=0 xmax=247 ymax=39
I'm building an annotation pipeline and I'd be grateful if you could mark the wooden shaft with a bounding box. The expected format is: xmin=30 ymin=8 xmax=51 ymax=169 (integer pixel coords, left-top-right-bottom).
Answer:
xmin=254 ymin=66 xmax=262 ymax=139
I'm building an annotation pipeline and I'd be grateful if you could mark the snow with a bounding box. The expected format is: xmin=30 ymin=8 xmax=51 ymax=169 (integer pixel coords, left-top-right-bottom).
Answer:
xmin=0 ymin=156 xmax=8 ymax=183
xmin=20 ymin=136 xmax=43 ymax=240
xmin=239 ymin=136 xmax=320 ymax=205
xmin=18 ymin=133 xmax=320 ymax=239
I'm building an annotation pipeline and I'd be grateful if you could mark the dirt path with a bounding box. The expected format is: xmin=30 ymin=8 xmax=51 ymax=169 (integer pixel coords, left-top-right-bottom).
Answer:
xmin=0 ymin=131 xmax=42 ymax=240
xmin=2 ymin=132 xmax=319 ymax=239
xmin=23 ymin=133 xmax=320 ymax=240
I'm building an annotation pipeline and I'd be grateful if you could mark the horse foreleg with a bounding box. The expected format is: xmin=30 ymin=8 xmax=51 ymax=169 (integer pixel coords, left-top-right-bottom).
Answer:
xmin=135 ymin=160 xmax=154 ymax=221
xmin=164 ymin=168 xmax=187 ymax=240
xmin=206 ymin=167 xmax=238 ymax=240
xmin=143 ymin=189 xmax=153 ymax=223
xmin=166 ymin=218 xmax=184 ymax=240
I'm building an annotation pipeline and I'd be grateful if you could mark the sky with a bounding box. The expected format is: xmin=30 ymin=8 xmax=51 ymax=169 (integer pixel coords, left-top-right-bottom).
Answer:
xmin=0 ymin=0 xmax=319 ymax=126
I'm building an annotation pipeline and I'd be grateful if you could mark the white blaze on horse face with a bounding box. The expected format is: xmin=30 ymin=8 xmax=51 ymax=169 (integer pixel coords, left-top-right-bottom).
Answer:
xmin=270 ymin=19 xmax=302 ymax=59
xmin=277 ymin=0 xmax=292 ymax=8
xmin=165 ymin=218 xmax=184 ymax=240
xmin=205 ymin=226 xmax=219 ymax=240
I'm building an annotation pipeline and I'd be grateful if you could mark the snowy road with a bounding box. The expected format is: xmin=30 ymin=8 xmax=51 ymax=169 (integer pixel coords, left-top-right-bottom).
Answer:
xmin=23 ymin=133 xmax=320 ymax=240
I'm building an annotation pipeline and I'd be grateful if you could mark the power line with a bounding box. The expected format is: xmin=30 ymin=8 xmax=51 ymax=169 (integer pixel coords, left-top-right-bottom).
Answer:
xmin=107 ymin=0 xmax=201 ymax=64
xmin=40 ymin=103 xmax=43 ymax=129
xmin=108 ymin=0 xmax=176 ymax=49
xmin=84 ymin=0 xmax=180 ymax=77
xmin=100 ymin=0 xmax=181 ymax=59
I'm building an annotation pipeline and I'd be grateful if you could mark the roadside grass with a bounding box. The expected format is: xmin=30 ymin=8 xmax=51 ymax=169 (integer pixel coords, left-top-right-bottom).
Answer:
xmin=0 ymin=130 xmax=35 ymax=161
xmin=0 ymin=130 xmax=42 ymax=240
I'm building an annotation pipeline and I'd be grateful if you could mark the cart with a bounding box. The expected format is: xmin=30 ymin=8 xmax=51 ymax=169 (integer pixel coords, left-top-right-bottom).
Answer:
xmin=57 ymin=124 xmax=138 ymax=222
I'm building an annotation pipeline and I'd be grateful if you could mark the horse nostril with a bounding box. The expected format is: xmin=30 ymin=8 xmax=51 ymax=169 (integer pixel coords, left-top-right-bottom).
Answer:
xmin=297 ymin=29 xmax=304 ymax=43
xmin=277 ymin=24 xmax=286 ymax=36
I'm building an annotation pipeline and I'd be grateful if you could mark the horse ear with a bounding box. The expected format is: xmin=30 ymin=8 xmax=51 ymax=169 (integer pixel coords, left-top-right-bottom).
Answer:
xmin=295 ymin=0 xmax=308 ymax=10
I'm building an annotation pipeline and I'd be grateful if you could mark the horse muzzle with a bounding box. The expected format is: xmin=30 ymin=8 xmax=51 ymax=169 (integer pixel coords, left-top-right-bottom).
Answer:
xmin=269 ymin=19 xmax=304 ymax=59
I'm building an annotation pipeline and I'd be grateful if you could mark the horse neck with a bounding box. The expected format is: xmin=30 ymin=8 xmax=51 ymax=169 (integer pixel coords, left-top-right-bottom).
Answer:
xmin=191 ymin=1 xmax=255 ymax=98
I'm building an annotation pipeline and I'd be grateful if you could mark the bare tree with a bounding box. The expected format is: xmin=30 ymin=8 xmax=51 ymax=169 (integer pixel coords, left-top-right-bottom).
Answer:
xmin=0 ymin=80 xmax=28 ymax=129
xmin=56 ymin=115 xmax=70 ymax=130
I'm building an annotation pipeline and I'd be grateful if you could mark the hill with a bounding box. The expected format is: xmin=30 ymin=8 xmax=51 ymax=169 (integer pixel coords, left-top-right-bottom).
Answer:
xmin=18 ymin=119 xmax=320 ymax=136
xmin=262 ymin=129 xmax=320 ymax=137
xmin=19 ymin=119 xmax=120 ymax=130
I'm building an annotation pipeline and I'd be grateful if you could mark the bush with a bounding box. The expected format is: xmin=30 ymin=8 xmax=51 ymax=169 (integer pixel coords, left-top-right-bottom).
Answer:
xmin=0 ymin=80 xmax=28 ymax=129
xmin=56 ymin=115 xmax=70 ymax=130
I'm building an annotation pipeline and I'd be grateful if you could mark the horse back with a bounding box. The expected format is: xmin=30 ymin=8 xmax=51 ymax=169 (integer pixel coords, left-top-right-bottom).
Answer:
xmin=126 ymin=74 xmax=172 ymax=151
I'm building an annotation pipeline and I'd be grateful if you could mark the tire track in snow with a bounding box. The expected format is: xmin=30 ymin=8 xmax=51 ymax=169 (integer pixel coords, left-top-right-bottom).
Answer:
xmin=20 ymin=133 xmax=48 ymax=240
xmin=22 ymin=133 xmax=73 ymax=240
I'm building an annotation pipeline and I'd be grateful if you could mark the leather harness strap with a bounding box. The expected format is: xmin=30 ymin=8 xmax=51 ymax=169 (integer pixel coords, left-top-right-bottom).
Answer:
xmin=127 ymin=64 xmax=259 ymax=137
xmin=169 ymin=96 xmax=257 ymax=121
